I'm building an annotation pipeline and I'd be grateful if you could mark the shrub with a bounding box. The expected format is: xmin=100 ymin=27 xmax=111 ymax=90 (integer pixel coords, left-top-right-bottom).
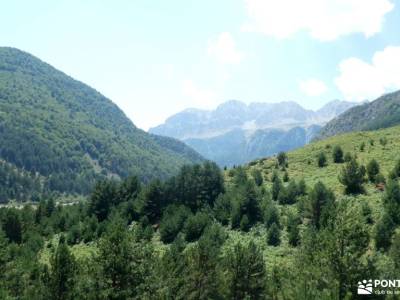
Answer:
xmin=317 ymin=152 xmax=327 ymax=168
xmin=332 ymin=145 xmax=344 ymax=163
xmin=277 ymin=152 xmax=288 ymax=167
xmin=366 ymin=159 xmax=380 ymax=183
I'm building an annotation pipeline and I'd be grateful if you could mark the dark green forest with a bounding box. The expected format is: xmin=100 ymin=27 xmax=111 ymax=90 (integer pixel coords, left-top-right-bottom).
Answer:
xmin=2 ymin=152 xmax=400 ymax=299
xmin=0 ymin=47 xmax=203 ymax=200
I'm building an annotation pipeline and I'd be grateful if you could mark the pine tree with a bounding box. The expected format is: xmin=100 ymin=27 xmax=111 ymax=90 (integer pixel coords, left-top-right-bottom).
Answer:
xmin=181 ymin=226 xmax=223 ymax=299
xmin=140 ymin=179 xmax=165 ymax=223
xmin=251 ymin=169 xmax=263 ymax=186
xmin=332 ymin=145 xmax=344 ymax=163
xmin=307 ymin=181 xmax=335 ymax=229
xmin=383 ymin=179 xmax=400 ymax=224
xmin=271 ymin=174 xmax=282 ymax=201
xmin=88 ymin=180 xmax=118 ymax=221
xmin=2 ymin=209 xmax=22 ymax=244
xmin=317 ymin=152 xmax=327 ymax=168
xmin=118 ymin=175 xmax=141 ymax=203
xmin=267 ymin=223 xmax=281 ymax=246
xmin=224 ymin=241 xmax=266 ymax=300
xmin=277 ymin=151 xmax=288 ymax=167
xmin=338 ymin=157 xmax=365 ymax=194
xmin=287 ymin=212 xmax=300 ymax=247
xmin=366 ymin=159 xmax=380 ymax=183
xmin=49 ymin=235 xmax=76 ymax=300
xmin=375 ymin=213 xmax=395 ymax=251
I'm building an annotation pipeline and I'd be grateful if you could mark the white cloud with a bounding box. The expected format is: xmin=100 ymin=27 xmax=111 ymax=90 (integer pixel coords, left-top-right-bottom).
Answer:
xmin=242 ymin=0 xmax=394 ymax=41
xmin=182 ymin=79 xmax=218 ymax=108
xmin=299 ymin=79 xmax=328 ymax=96
xmin=335 ymin=46 xmax=400 ymax=101
xmin=207 ymin=32 xmax=243 ymax=64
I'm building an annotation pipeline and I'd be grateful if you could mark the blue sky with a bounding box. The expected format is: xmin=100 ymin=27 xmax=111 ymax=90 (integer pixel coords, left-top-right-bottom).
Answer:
xmin=1 ymin=0 xmax=400 ymax=130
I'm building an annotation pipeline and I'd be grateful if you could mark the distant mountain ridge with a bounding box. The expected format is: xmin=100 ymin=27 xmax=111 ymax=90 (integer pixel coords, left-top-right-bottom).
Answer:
xmin=316 ymin=91 xmax=400 ymax=140
xmin=0 ymin=47 xmax=204 ymax=201
xmin=150 ymin=99 xmax=357 ymax=166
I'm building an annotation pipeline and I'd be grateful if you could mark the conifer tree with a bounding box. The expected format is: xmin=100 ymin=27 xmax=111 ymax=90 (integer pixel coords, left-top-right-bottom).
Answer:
xmin=338 ymin=157 xmax=365 ymax=194
xmin=49 ymin=235 xmax=76 ymax=300
xmin=224 ymin=241 xmax=266 ymax=300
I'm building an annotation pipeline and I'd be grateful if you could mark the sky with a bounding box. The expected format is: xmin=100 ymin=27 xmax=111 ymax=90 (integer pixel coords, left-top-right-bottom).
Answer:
xmin=1 ymin=0 xmax=400 ymax=130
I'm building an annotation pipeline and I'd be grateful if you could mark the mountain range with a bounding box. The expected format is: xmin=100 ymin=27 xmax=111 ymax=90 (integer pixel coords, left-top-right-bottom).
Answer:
xmin=316 ymin=90 xmax=400 ymax=140
xmin=150 ymin=99 xmax=357 ymax=166
xmin=0 ymin=47 xmax=203 ymax=201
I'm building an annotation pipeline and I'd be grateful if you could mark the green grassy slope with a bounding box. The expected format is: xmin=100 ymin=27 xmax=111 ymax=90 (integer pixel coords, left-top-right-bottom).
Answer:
xmin=0 ymin=47 xmax=204 ymax=199
xmin=245 ymin=125 xmax=400 ymax=196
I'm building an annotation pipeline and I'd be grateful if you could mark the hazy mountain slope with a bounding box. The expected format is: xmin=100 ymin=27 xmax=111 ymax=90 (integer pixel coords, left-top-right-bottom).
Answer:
xmin=185 ymin=126 xmax=321 ymax=167
xmin=151 ymin=99 xmax=357 ymax=166
xmin=317 ymin=91 xmax=400 ymax=139
xmin=0 ymin=47 xmax=203 ymax=199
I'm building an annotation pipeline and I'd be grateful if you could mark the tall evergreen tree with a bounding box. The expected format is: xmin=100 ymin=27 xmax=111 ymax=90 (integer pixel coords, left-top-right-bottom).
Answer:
xmin=88 ymin=180 xmax=118 ymax=221
xmin=224 ymin=241 xmax=266 ymax=300
xmin=307 ymin=182 xmax=335 ymax=230
xmin=140 ymin=179 xmax=165 ymax=223
xmin=2 ymin=209 xmax=22 ymax=244
xmin=49 ymin=236 xmax=76 ymax=300
xmin=338 ymin=157 xmax=365 ymax=194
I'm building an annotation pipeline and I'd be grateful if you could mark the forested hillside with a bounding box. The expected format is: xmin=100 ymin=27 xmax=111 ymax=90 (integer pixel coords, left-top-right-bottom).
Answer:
xmin=2 ymin=125 xmax=400 ymax=298
xmin=317 ymin=90 xmax=400 ymax=139
xmin=0 ymin=47 xmax=203 ymax=201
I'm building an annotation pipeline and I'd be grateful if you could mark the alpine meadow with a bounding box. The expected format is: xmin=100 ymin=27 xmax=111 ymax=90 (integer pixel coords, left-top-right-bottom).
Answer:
xmin=2 ymin=1 xmax=400 ymax=299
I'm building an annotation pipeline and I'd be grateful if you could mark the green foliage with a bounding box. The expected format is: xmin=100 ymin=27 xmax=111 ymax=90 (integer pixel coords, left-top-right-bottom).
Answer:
xmin=277 ymin=151 xmax=288 ymax=167
xmin=223 ymin=241 xmax=266 ymax=299
xmin=169 ymin=161 xmax=225 ymax=211
xmin=183 ymin=212 xmax=211 ymax=242
xmin=264 ymin=202 xmax=280 ymax=228
xmin=139 ymin=179 xmax=165 ymax=223
xmin=317 ymin=152 xmax=327 ymax=168
xmin=213 ymin=193 xmax=232 ymax=226
xmin=332 ymin=145 xmax=344 ymax=163
xmin=366 ymin=159 xmax=380 ymax=183
xmin=278 ymin=180 xmax=299 ymax=205
xmin=0 ymin=47 xmax=204 ymax=201
xmin=287 ymin=212 xmax=300 ymax=247
xmin=375 ymin=213 xmax=395 ymax=251
xmin=159 ymin=205 xmax=191 ymax=243
xmin=251 ymin=169 xmax=263 ymax=186
xmin=283 ymin=170 xmax=289 ymax=182
xmin=231 ymin=180 xmax=262 ymax=231
xmin=2 ymin=209 xmax=22 ymax=243
xmin=338 ymin=157 xmax=365 ymax=194
xmin=344 ymin=151 xmax=352 ymax=162
xmin=267 ymin=223 xmax=281 ymax=246
xmin=88 ymin=180 xmax=119 ymax=222
xmin=271 ymin=172 xmax=282 ymax=201
xmin=306 ymin=182 xmax=335 ymax=230
xmin=49 ymin=236 xmax=76 ymax=300
xmin=360 ymin=141 xmax=365 ymax=151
